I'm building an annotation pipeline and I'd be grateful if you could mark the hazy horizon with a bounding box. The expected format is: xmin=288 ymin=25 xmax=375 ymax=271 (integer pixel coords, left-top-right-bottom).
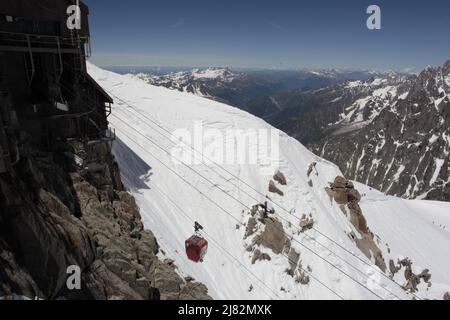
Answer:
xmin=91 ymin=62 xmax=450 ymax=75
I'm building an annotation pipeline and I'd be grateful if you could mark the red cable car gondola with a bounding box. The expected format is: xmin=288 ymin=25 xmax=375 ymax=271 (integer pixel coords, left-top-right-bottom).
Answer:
xmin=185 ymin=222 xmax=208 ymax=262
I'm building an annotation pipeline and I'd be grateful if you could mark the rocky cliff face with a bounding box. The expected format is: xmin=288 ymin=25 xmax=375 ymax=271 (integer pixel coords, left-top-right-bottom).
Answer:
xmin=0 ymin=140 xmax=210 ymax=300
xmin=318 ymin=60 xmax=450 ymax=200
xmin=240 ymin=72 xmax=408 ymax=146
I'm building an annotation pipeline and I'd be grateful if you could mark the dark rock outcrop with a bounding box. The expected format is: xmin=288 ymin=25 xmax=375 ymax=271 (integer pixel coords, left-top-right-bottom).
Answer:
xmin=389 ymin=258 xmax=432 ymax=293
xmin=298 ymin=214 xmax=314 ymax=233
xmin=326 ymin=176 xmax=386 ymax=272
xmin=251 ymin=249 xmax=271 ymax=264
xmin=252 ymin=218 xmax=288 ymax=255
xmin=273 ymin=171 xmax=287 ymax=185
xmin=268 ymin=180 xmax=284 ymax=196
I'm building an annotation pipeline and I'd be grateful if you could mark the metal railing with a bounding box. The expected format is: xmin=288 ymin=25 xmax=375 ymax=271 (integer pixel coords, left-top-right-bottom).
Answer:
xmin=0 ymin=30 xmax=89 ymax=46
xmin=0 ymin=30 xmax=90 ymax=59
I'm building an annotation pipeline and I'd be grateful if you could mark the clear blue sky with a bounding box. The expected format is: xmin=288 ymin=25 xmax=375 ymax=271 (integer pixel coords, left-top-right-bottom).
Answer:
xmin=85 ymin=0 xmax=450 ymax=71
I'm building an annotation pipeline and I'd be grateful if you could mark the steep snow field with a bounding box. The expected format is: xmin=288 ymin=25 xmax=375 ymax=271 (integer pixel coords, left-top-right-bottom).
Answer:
xmin=88 ymin=63 xmax=450 ymax=300
xmin=356 ymin=182 xmax=450 ymax=297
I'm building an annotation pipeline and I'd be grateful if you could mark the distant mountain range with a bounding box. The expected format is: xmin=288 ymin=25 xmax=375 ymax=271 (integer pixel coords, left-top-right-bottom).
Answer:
xmin=242 ymin=72 xmax=410 ymax=145
xmin=317 ymin=60 xmax=450 ymax=201
xmin=128 ymin=67 xmax=388 ymax=107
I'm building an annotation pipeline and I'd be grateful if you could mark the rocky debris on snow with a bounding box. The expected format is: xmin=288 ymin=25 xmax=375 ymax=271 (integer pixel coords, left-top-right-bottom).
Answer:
xmin=245 ymin=212 xmax=313 ymax=285
xmin=244 ymin=217 xmax=258 ymax=238
xmin=326 ymin=177 xmax=365 ymax=230
xmin=389 ymin=259 xmax=402 ymax=276
xmin=244 ymin=207 xmax=261 ymax=240
xmin=389 ymin=258 xmax=432 ymax=293
xmin=298 ymin=214 xmax=314 ymax=233
xmin=247 ymin=202 xmax=275 ymax=222
xmin=251 ymin=249 xmax=271 ymax=264
xmin=307 ymin=162 xmax=318 ymax=177
xmin=244 ymin=203 xmax=312 ymax=286
xmin=444 ymin=292 xmax=450 ymax=300
xmin=285 ymin=248 xmax=310 ymax=285
xmin=286 ymin=248 xmax=300 ymax=276
xmin=268 ymin=180 xmax=284 ymax=196
xmin=0 ymin=141 xmax=210 ymax=300
xmin=295 ymin=268 xmax=310 ymax=285
xmin=273 ymin=170 xmax=287 ymax=185
xmin=326 ymin=176 xmax=386 ymax=272
xmin=352 ymin=233 xmax=386 ymax=272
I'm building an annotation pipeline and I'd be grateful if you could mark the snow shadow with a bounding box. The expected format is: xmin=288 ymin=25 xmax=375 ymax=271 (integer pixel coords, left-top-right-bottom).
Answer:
xmin=112 ymin=137 xmax=152 ymax=191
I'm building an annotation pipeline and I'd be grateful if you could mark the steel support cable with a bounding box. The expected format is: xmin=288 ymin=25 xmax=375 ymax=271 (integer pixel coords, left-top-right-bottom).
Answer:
xmin=106 ymin=91 xmax=416 ymax=300
xmin=148 ymin=181 xmax=280 ymax=300
xmin=110 ymin=113 xmax=380 ymax=300
xmin=112 ymin=124 xmax=344 ymax=300
xmin=111 ymin=100 xmax=404 ymax=300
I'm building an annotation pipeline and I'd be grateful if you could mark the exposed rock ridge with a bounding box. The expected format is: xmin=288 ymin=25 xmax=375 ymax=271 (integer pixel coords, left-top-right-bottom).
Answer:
xmin=326 ymin=176 xmax=386 ymax=271
xmin=319 ymin=60 xmax=450 ymax=201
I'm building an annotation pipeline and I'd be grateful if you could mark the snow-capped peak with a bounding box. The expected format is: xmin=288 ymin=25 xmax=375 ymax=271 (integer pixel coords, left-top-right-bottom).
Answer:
xmin=191 ymin=67 xmax=234 ymax=80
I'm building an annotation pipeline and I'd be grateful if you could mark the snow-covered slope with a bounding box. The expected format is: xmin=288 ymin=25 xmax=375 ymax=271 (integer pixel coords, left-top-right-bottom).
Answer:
xmin=356 ymin=182 xmax=450 ymax=297
xmin=88 ymin=63 xmax=450 ymax=300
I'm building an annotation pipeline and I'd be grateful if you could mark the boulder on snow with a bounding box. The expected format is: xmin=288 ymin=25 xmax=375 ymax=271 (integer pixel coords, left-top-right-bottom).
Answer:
xmin=253 ymin=218 xmax=287 ymax=254
xmin=268 ymin=180 xmax=284 ymax=196
xmin=395 ymin=258 xmax=432 ymax=293
xmin=444 ymin=292 xmax=450 ymax=300
xmin=244 ymin=216 xmax=258 ymax=238
xmin=326 ymin=176 xmax=362 ymax=205
xmin=273 ymin=171 xmax=287 ymax=185
xmin=347 ymin=202 xmax=368 ymax=234
xmin=332 ymin=190 xmax=349 ymax=204
xmin=333 ymin=176 xmax=348 ymax=188
xmin=307 ymin=162 xmax=318 ymax=177
xmin=286 ymin=248 xmax=300 ymax=276
xmin=347 ymin=188 xmax=362 ymax=203
xmin=354 ymin=234 xmax=387 ymax=272
xmin=295 ymin=270 xmax=310 ymax=285
xmin=251 ymin=249 xmax=271 ymax=264
xmin=299 ymin=214 xmax=314 ymax=233
xmin=389 ymin=259 xmax=401 ymax=277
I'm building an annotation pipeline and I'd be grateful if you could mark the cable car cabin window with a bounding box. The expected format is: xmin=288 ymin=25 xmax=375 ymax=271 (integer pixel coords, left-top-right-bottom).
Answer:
xmin=14 ymin=18 xmax=60 ymax=36
xmin=199 ymin=244 xmax=208 ymax=260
